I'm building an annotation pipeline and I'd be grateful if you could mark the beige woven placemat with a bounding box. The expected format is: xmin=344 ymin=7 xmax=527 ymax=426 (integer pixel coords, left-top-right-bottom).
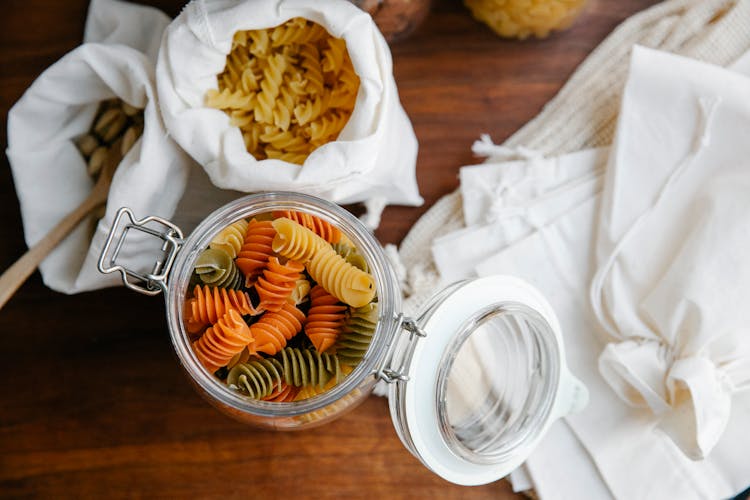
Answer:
xmin=397 ymin=0 xmax=750 ymax=316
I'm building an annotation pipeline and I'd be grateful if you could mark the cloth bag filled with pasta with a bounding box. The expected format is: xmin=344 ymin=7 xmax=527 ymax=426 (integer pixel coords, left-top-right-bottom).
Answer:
xmin=6 ymin=0 xmax=192 ymax=293
xmin=156 ymin=0 xmax=422 ymax=227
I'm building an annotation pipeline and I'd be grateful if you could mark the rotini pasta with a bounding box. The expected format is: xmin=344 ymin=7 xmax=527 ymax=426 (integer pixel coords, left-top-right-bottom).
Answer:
xmin=278 ymin=347 xmax=344 ymax=390
xmin=290 ymin=278 xmax=311 ymax=305
xmin=209 ymin=219 xmax=248 ymax=259
xmin=263 ymin=382 xmax=300 ymax=402
xmin=332 ymin=242 xmax=368 ymax=272
xmin=304 ymin=285 xmax=347 ymax=353
xmin=307 ymin=244 xmax=375 ymax=308
xmin=273 ymin=210 xmax=342 ymax=243
xmin=186 ymin=284 xmax=257 ymax=334
xmin=194 ymin=248 xmax=243 ymax=290
xmin=193 ymin=309 xmax=255 ymax=373
xmin=335 ymin=302 xmax=378 ymax=366
xmin=236 ymin=218 xmax=276 ymax=284
xmin=250 ymin=301 xmax=306 ymax=355
xmin=205 ymin=17 xmax=360 ymax=164
xmin=255 ymin=257 xmax=305 ymax=312
xmin=227 ymin=357 xmax=284 ymax=399
xmin=271 ymin=217 xmax=328 ymax=263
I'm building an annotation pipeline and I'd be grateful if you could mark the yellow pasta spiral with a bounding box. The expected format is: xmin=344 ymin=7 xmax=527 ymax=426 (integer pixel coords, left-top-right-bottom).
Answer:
xmin=271 ymin=217 xmax=328 ymax=263
xmin=209 ymin=219 xmax=248 ymax=259
xmin=307 ymin=244 xmax=375 ymax=308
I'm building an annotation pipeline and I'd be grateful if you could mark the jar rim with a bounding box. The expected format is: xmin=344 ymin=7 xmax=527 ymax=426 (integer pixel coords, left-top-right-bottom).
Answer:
xmin=165 ymin=191 xmax=401 ymax=417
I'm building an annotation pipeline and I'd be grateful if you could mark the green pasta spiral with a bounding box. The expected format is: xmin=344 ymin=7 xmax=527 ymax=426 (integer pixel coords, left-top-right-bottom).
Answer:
xmin=229 ymin=348 xmax=344 ymax=399
xmin=332 ymin=242 xmax=368 ymax=272
xmin=227 ymin=358 xmax=284 ymax=399
xmin=194 ymin=248 xmax=243 ymax=290
xmin=335 ymin=302 xmax=378 ymax=366
xmin=278 ymin=347 xmax=343 ymax=390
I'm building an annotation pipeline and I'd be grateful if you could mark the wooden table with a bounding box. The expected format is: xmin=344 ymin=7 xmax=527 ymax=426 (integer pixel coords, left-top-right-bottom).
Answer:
xmin=1 ymin=0 xmax=656 ymax=497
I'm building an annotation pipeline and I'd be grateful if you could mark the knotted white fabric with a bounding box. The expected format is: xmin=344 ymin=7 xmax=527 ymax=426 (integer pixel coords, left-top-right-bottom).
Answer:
xmin=6 ymin=0 xmax=191 ymax=293
xmin=591 ymin=46 xmax=750 ymax=460
xmin=156 ymin=0 xmax=422 ymax=228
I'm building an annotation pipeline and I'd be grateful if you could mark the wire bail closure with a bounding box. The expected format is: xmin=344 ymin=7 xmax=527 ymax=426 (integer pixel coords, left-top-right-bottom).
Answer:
xmin=98 ymin=207 xmax=184 ymax=296
xmin=377 ymin=314 xmax=427 ymax=384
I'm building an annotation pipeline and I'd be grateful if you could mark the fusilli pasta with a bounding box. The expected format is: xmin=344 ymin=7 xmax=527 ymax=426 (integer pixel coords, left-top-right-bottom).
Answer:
xmin=194 ymin=248 xmax=244 ymax=290
xmin=304 ymin=285 xmax=347 ymax=353
xmin=255 ymin=257 xmax=305 ymax=312
xmin=205 ymin=17 xmax=360 ymax=164
xmin=193 ymin=309 xmax=255 ymax=373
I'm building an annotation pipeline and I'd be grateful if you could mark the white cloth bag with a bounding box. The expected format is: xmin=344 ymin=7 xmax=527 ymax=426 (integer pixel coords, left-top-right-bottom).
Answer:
xmin=590 ymin=45 xmax=750 ymax=461
xmin=155 ymin=0 xmax=422 ymax=226
xmin=6 ymin=0 xmax=191 ymax=293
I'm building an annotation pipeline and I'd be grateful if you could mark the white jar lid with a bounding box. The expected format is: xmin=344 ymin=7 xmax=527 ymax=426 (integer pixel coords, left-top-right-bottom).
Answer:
xmin=387 ymin=275 xmax=588 ymax=486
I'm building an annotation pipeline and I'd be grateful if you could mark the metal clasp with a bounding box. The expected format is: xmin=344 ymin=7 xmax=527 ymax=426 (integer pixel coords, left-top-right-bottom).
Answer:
xmin=376 ymin=314 xmax=427 ymax=384
xmin=98 ymin=207 xmax=184 ymax=296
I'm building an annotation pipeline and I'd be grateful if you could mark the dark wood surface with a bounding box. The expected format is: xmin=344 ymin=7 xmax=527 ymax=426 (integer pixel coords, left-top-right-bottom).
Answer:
xmin=1 ymin=0 xmax=657 ymax=497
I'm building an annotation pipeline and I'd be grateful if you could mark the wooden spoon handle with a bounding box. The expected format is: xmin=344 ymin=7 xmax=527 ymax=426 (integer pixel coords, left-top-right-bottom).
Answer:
xmin=0 ymin=193 xmax=103 ymax=310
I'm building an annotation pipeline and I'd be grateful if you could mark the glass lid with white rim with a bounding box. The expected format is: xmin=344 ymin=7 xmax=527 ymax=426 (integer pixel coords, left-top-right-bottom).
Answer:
xmin=386 ymin=275 xmax=588 ymax=486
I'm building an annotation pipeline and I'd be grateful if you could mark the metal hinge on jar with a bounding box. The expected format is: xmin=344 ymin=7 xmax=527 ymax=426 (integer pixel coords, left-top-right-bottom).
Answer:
xmin=376 ymin=314 xmax=426 ymax=384
xmin=98 ymin=207 xmax=184 ymax=296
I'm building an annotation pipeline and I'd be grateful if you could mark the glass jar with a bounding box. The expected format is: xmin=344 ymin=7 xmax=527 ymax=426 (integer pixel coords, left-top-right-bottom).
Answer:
xmin=99 ymin=191 xmax=587 ymax=486
xmin=464 ymin=0 xmax=589 ymax=39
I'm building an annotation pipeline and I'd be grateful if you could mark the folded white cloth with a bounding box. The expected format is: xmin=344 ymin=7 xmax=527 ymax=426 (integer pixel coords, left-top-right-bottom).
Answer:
xmin=6 ymin=0 xmax=192 ymax=293
xmin=156 ymin=0 xmax=422 ymax=228
xmin=448 ymin=46 xmax=750 ymax=499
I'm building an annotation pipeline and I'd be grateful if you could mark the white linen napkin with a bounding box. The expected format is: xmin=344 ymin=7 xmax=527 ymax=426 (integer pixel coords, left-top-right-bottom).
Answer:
xmin=6 ymin=0 xmax=192 ymax=293
xmin=454 ymin=46 xmax=750 ymax=499
xmin=156 ymin=0 xmax=422 ymax=228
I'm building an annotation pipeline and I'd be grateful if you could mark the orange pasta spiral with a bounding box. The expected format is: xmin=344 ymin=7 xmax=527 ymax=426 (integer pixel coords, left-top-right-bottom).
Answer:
xmin=304 ymin=285 xmax=347 ymax=353
xmin=273 ymin=210 xmax=342 ymax=244
xmin=255 ymin=257 xmax=305 ymax=312
xmin=193 ymin=309 xmax=255 ymax=373
xmin=236 ymin=219 xmax=276 ymax=284
xmin=250 ymin=301 xmax=305 ymax=355
xmin=262 ymin=382 xmax=300 ymax=402
xmin=186 ymin=285 xmax=257 ymax=334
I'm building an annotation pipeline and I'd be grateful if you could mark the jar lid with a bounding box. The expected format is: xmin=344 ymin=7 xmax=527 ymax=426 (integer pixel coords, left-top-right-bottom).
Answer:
xmin=386 ymin=275 xmax=588 ymax=486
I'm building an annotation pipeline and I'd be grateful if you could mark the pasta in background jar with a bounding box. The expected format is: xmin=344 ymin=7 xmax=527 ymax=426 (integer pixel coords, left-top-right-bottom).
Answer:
xmin=465 ymin=0 xmax=589 ymax=39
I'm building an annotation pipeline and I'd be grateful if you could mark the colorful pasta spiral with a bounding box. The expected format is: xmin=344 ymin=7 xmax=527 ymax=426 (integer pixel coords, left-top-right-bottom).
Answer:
xmin=263 ymin=382 xmax=300 ymax=402
xmin=193 ymin=309 xmax=255 ymax=373
xmin=307 ymin=244 xmax=375 ymax=308
xmin=227 ymin=357 xmax=284 ymax=399
xmin=335 ymin=302 xmax=378 ymax=366
xmin=278 ymin=347 xmax=344 ymax=390
xmin=236 ymin=218 xmax=276 ymax=284
xmin=273 ymin=210 xmax=342 ymax=244
xmin=332 ymin=242 xmax=368 ymax=272
xmin=194 ymin=248 xmax=244 ymax=290
xmin=250 ymin=301 xmax=306 ymax=355
xmin=271 ymin=217 xmax=328 ymax=262
xmin=185 ymin=284 xmax=257 ymax=334
xmin=209 ymin=219 xmax=248 ymax=259
xmin=304 ymin=285 xmax=347 ymax=353
xmin=255 ymin=257 xmax=305 ymax=312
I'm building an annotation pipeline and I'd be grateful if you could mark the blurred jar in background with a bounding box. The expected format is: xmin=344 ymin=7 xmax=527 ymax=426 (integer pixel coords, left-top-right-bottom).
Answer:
xmin=350 ymin=0 xmax=432 ymax=42
xmin=465 ymin=0 xmax=589 ymax=39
